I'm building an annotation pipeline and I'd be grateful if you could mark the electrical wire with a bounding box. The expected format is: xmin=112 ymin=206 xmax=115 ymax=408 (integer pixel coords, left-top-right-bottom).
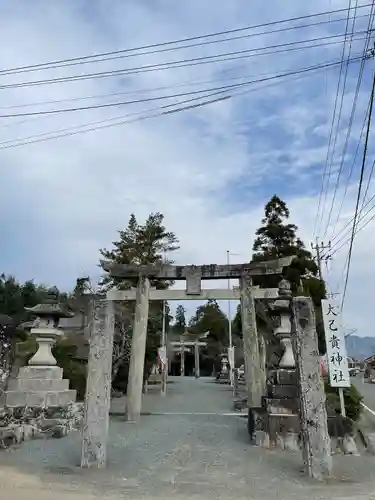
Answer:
xmin=321 ymin=2 xmax=375 ymax=239
xmin=328 ymin=96 xmax=371 ymax=240
xmin=324 ymin=186 xmax=375 ymax=250
xmin=0 ymin=31 xmax=368 ymax=91
xmin=0 ymin=52 xmax=366 ymax=118
xmin=313 ymin=0 xmax=357 ymax=239
xmin=340 ymin=70 xmax=375 ymax=311
xmin=322 ymin=0 xmax=360 ymax=237
xmin=324 ymin=200 xmax=375 ymax=258
xmin=0 ymin=55 xmax=364 ymax=151
xmin=0 ymin=14 xmax=370 ymax=77
xmin=0 ymin=3 xmax=371 ymax=76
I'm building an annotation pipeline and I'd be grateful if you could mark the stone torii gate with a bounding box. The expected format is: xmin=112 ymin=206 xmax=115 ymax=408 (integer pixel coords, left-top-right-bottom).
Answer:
xmin=170 ymin=340 xmax=207 ymax=377
xmin=80 ymin=257 xmax=293 ymax=469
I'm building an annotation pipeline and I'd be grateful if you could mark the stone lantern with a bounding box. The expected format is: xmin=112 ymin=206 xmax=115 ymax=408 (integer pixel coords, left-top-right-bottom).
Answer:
xmin=6 ymin=288 xmax=77 ymax=408
xmin=273 ymin=279 xmax=294 ymax=368
xmin=26 ymin=287 xmax=73 ymax=367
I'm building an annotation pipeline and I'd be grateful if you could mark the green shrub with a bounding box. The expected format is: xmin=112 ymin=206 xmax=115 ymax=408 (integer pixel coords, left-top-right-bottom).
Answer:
xmin=15 ymin=337 xmax=87 ymax=401
xmin=324 ymin=379 xmax=363 ymax=421
xmin=52 ymin=338 xmax=87 ymax=401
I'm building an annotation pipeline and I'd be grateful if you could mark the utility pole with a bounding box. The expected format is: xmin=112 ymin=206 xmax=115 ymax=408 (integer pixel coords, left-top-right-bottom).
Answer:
xmin=311 ymin=239 xmax=331 ymax=280
xmin=226 ymin=250 xmax=233 ymax=387
xmin=160 ymin=251 xmax=167 ymax=396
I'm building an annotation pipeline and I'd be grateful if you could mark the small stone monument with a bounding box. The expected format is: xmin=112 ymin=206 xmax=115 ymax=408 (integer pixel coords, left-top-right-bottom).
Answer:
xmin=6 ymin=288 xmax=76 ymax=408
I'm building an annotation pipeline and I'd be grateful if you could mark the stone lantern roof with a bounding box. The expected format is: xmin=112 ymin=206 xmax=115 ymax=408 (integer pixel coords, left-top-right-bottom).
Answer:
xmin=24 ymin=286 xmax=74 ymax=319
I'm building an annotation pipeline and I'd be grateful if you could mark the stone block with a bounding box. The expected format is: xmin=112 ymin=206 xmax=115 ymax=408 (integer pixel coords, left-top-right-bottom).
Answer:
xmin=363 ymin=432 xmax=375 ymax=454
xmin=264 ymin=414 xmax=300 ymax=439
xmin=264 ymin=397 xmax=297 ymax=414
xmin=341 ymin=436 xmax=359 ymax=455
xmin=5 ymin=389 xmax=76 ymax=407
xmin=269 ymin=384 xmax=299 ymax=399
xmin=255 ymin=430 xmax=270 ymax=448
xmin=272 ymin=369 xmax=298 ymax=385
xmin=7 ymin=378 xmax=69 ymax=391
xmin=17 ymin=366 xmax=63 ymax=380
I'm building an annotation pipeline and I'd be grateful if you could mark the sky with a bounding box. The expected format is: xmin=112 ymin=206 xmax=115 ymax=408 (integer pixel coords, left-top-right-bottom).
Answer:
xmin=0 ymin=1 xmax=374 ymax=336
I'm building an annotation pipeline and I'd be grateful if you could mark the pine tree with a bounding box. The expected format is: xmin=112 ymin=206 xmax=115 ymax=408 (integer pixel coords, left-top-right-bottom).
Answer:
xmin=252 ymin=195 xmax=326 ymax=353
xmin=173 ymin=304 xmax=186 ymax=335
xmin=100 ymin=212 xmax=179 ymax=290
xmin=100 ymin=212 xmax=180 ymax=387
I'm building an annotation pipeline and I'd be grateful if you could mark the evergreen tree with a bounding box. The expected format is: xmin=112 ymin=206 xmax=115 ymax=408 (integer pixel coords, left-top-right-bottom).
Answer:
xmin=252 ymin=195 xmax=326 ymax=353
xmin=173 ymin=304 xmax=186 ymax=335
xmin=100 ymin=212 xmax=179 ymax=387
xmin=100 ymin=212 xmax=179 ymax=290
xmin=189 ymin=300 xmax=228 ymax=344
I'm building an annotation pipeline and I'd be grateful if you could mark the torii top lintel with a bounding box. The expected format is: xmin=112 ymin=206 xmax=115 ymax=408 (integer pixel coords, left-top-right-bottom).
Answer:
xmin=100 ymin=256 xmax=295 ymax=280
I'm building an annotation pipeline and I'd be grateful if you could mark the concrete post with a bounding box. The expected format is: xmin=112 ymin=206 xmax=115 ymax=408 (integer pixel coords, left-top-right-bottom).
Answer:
xmin=292 ymin=297 xmax=332 ymax=480
xmin=240 ymin=274 xmax=263 ymax=408
xmin=81 ymin=298 xmax=115 ymax=469
xmin=194 ymin=341 xmax=200 ymax=378
xmin=126 ymin=276 xmax=150 ymax=422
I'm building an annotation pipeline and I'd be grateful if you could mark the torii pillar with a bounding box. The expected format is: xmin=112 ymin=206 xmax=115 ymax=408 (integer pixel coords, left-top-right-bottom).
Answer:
xmin=126 ymin=276 xmax=150 ymax=422
xmin=240 ymin=273 xmax=263 ymax=408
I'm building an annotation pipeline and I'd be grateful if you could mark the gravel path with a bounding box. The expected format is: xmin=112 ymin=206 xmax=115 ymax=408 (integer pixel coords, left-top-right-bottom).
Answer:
xmin=0 ymin=377 xmax=375 ymax=499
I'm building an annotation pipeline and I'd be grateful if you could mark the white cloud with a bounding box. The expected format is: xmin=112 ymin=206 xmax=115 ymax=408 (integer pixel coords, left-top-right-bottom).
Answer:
xmin=0 ymin=1 xmax=374 ymax=337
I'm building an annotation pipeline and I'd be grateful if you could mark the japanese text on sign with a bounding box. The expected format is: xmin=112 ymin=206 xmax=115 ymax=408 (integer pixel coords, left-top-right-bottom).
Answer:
xmin=321 ymin=299 xmax=350 ymax=388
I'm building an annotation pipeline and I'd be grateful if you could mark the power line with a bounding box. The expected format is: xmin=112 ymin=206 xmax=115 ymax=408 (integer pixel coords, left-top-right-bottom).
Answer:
xmin=325 ymin=187 xmax=375 ymax=252
xmin=330 ymin=207 xmax=375 ymax=258
xmin=322 ymin=0 xmax=361 ymax=237
xmin=0 ymin=14 xmax=370 ymax=77
xmin=314 ymin=0 xmax=364 ymax=235
xmin=0 ymin=4 xmax=372 ymax=76
xmin=0 ymin=63 xmax=339 ymax=111
xmin=0 ymin=67 xmax=324 ymax=148
xmin=328 ymin=96 xmax=371 ymax=240
xmin=0 ymin=52 xmax=365 ymax=118
xmin=0 ymin=31 xmax=367 ymax=91
xmin=314 ymin=3 xmax=375 ymax=240
xmin=0 ymin=56 xmax=364 ymax=151
xmin=341 ymin=69 xmax=375 ymax=311
xmin=321 ymin=4 xmax=375 ymax=239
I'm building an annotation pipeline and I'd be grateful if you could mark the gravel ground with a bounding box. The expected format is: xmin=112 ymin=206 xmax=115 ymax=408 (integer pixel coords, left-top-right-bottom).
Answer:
xmin=1 ymin=377 xmax=375 ymax=500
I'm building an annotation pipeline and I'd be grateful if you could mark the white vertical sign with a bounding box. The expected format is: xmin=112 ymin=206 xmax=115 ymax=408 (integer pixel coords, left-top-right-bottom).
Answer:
xmin=321 ymin=299 xmax=350 ymax=388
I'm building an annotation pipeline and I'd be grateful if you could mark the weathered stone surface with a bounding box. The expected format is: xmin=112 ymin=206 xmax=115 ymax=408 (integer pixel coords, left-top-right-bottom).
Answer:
xmin=185 ymin=266 xmax=202 ymax=295
xmin=16 ymin=366 xmax=63 ymax=379
xmin=126 ymin=277 xmax=150 ymax=422
xmin=264 ymin=397 xmax=297 ymax=414
xmin=341 ymin=436 xmax=359 ymax=455
xmin=81 ymin=299 xmax=115 ymax=469
xmin=6 ymin=389 xmax=76 ymax=407
xmin=0 ymin=402 xmax=83 ymax=449
xmin=7 ymin=377 xmax=69 ymax=391
xmin=283 ymin=432 xmax=300 ymax=451
xmin=265 ymin=414 xmax=300 ymax=437
xmin=240 ymin=274 xmax=263 ymax=408
xmin=268 ymin=369 xmax=298 ymax=385
xmin=292 ymin=297 xmax=332 ymax=480
xmin=101 ymin=256 xmax=295 ymax=280
xmin=269 ymin=384 xmax=299 ymax=399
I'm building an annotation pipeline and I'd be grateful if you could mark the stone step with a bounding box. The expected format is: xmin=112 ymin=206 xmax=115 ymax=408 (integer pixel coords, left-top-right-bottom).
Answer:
xmin=7 ymin=378 xmax=69 ymax=391
xmin=5 ymin=389 xmax=76 ymax=407
xmin=17 ymin=366 xmax=63 ymax=380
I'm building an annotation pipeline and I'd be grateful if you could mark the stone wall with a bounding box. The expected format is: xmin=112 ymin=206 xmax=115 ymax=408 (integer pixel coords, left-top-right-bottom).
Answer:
xmin=0 ymin=402 xmax=83 ymax=449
